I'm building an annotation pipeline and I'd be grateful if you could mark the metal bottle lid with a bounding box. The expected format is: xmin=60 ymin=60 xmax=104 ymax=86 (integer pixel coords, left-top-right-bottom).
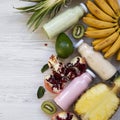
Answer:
xmin=74 ymin=39 xmax=84 ymax=48
xmin=80 ymin=3 xmax=88 ymax=13
xmin=86 ymin=69 xmax=96 ymax=78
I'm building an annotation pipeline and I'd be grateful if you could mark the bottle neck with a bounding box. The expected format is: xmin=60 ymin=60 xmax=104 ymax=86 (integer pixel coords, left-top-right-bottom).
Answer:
xmin=83 ymin=72 xmax=93 ymax=83
xmin=73 ymin=6 xmax=85 ymax=17
xmin=73 ymin=3 xmax=88 ymax=17
xmin=77 ymin=72 xmax=92 ymax=85
xmin=81 ymin=69 xmax=96 ymax=83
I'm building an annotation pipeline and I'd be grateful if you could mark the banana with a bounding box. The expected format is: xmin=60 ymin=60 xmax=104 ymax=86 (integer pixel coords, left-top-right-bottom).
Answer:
xmin=117 ymin=49 xmax=120 ymax=60
xmin=86 ymin=0 xmax=116 ymax=22
xmin=84 ymin=0 xmax=120 ymax=59
xmin=102 ymin=45 xmax=111 ymax=53
xmin=94 ymin=0 xmax=117 ymax=18
xmin=86 ymin=27 xmax=98 ymax=31
xmin=86 ymin=13 xmax=96 ymax=18
xmin=92 ymin=38 xmax=104 ymax=46
xmin=85 ymin=27 xmax=118 ymax=39
xmin=94 ymin=30 xmax=119 ymax=50
xmin=83 ymin=17 xmax=117 ymax=29
xmin=104 ymin=35 xmax=120 ymax=58
xmin=106 ymin=0 xmax=120 ymax=15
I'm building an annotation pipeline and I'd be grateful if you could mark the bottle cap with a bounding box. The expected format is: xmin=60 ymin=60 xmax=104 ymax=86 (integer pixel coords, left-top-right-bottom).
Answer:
xmin=74 ymin=39 xmax=84 ymax=48
xmin=80 ymin=3 xmax=88 ymax=13
xmin=86 ymin=69 xmax=96 ymax=78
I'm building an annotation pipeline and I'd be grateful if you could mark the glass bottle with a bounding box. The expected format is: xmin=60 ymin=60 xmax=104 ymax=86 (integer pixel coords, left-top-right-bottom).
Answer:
xmin=43 ymin=3 xmax=88 ymax=39
xmin=54 ymin=69 xmax=95 ymax=110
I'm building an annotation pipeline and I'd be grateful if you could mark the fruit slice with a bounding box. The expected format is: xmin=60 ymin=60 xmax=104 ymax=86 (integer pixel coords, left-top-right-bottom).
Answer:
xmin=44 ymin=74 xmax=67 ymax=94
xmin=52 ymin=111 xmax=78 ymax=120
xmin=72 ymin=24 xmax=85 ymax=39
xmin=41 ymin=101 xmax=57 ymax=115
xmin=44 ymin=55 xmax=86 ymax=94
xmin=74 ymin=76 xmax=120 ymax=120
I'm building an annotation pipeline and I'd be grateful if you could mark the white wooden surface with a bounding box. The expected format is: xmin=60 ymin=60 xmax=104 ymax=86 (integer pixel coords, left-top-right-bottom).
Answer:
xmin=0 ymin=0 xmax=119 ymax=120
xmin=0 ymin=0 xmax=56 ymax=120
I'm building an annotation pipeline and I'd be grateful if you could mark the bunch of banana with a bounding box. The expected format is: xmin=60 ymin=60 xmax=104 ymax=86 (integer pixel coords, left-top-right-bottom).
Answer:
xmin=83 ymin=0 xmax=120 ymax=60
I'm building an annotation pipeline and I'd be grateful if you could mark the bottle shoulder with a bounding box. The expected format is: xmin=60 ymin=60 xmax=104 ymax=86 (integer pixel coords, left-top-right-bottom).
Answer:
xmin=74 ymin=72 xmax=93 ymax=84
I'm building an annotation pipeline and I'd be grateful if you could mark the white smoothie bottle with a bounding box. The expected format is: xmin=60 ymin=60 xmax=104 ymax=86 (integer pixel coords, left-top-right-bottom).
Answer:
xmin=43 ymin=3 xmax=88 ymax=39
xmin=54 ymin=69 xmax=96 ymax=110
xmin=77 ymin=41 xmax=117 ymax=81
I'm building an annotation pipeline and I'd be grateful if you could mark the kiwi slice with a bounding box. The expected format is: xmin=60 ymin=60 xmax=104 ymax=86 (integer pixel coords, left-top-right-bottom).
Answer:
xmin=41 ymin=101 xmax=57 ymax=115
xmin=72 ymin=24 xmax=85 ymax=39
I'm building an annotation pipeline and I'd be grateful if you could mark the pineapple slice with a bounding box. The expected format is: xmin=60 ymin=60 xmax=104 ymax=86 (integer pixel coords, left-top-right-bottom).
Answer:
xmin=74 ymin=77 xmax=120 ymax=120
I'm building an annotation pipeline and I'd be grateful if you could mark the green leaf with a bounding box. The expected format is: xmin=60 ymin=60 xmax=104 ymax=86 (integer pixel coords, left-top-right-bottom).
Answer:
xmin=37 ymin=86 xmax=45 ymax=99
xmin=16 ymin=0 xmax=70 ymax=31
xmin=15 ymin=5 xmax=36 ymax=13
xmin=27 ymin=8 xmax=43 ymax=26
xmin=49 ymin=3 xmax=62 ymax=18
xmin=27 ymin=2 xmax=47 ymax=28
xmin=15 ymin=5 xmax=35 ymax=10
xmin=41 ymin=64 xmax=49 ymax=73
xmin=33 ymin=9 xmax=49 ymax=31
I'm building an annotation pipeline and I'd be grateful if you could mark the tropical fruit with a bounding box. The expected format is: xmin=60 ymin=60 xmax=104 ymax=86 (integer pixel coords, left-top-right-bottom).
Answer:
xmin=83 ymin=0 xmax=120 ymax=60
xmin=74 ymin=76 xmax=120 ymax=120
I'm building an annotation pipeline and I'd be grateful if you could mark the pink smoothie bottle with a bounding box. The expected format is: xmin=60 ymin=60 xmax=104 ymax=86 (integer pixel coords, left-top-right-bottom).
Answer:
xmin=54 ymin=69 xmax=96 ymax=110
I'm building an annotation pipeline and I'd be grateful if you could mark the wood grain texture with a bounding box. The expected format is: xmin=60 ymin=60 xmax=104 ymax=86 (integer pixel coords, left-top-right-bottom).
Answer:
xmin=0 ymin=0 xmax=119 ymax=120
xmin=0 ymin=0 xmax=56 ymax=120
